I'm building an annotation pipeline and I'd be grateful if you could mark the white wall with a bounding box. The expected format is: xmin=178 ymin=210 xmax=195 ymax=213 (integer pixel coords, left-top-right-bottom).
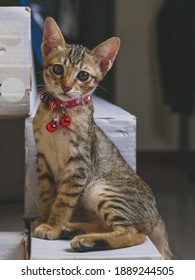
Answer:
xmin=115 ymin=0 xmax=194 ymax=151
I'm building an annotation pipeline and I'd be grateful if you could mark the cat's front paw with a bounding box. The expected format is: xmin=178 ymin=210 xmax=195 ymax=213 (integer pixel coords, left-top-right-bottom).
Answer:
xmin=32 ymin=217 xmax=45 ymax=231
xmin=33 ymin=223 xmax=61 ymax=240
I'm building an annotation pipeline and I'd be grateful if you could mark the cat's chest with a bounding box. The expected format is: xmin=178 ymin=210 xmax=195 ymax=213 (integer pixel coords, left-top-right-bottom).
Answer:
xmin=33 ymin=103 xmax=93 ymax=180
xmin=33 ymin=107 xmax=74 ymax=176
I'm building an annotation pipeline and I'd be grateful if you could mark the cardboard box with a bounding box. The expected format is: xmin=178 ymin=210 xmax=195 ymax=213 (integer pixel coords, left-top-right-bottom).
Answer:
xmin=0 ymin=232 xmax=26 ymax=260
xmin=0 ymin=7 xmax=31 ymax=118
xmin=30 ymin=237 xmax=161 ymax=260
xmin=0 ymin=7 xmax=32 ymax=260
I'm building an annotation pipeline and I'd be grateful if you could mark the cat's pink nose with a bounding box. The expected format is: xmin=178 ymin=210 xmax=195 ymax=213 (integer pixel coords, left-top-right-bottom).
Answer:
xmin=62 ymin=86 xmax=72 ymax=93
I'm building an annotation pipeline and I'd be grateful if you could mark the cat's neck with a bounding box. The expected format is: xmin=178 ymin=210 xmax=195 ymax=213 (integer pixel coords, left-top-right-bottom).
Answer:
xmin=40 ymin=91 xmax=92 ymax=111
xmin=39 ymin=91 xmax=94 ymax=132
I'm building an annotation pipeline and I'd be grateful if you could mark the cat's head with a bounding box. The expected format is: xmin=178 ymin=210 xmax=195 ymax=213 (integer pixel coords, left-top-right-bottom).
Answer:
xmin=41 ymin=17 xmax=120 ymax=101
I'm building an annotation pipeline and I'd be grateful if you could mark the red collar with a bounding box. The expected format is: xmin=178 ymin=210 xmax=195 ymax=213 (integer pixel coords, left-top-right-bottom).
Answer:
xmin=40 ymin=91 xmax=91 ymax=111
xmin=40 ymin=91 xmax=91 ymax=132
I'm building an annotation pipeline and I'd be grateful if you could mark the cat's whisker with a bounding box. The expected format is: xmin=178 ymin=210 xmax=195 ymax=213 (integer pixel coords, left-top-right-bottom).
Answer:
xmin=36 ymin=87 xmax=45 ymax=92
xmin=36 ymin=88 xmax=48 ymax=94
xmin=35 ymin=70 xmax=44 ymax=74
xmin=36 ymin=83 xmax=46 ymax=90
xmin=44 ymin=92 xmax=53 ymax=101
xmin=97 ymin=84 xmax=110 ymax=94
xmin=36 ymin=82 xmax=45 ymax=86
xmin=39 ymin=91 xmax=54 ymax=104
xmin=71 ymin=91 xmax=81 ymax=94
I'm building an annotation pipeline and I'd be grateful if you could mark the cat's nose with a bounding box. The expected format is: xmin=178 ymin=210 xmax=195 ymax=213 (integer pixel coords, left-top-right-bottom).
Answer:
xmin=62 ymin=86 xmax=72 ymax=93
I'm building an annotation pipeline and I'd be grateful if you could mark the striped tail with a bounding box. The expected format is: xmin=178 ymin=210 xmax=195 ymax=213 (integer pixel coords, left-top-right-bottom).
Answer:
xmin=149 ymin=216 xmax=172 ymax=259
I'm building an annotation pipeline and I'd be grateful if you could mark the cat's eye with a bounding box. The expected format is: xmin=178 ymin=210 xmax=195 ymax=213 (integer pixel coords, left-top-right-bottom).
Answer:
xmin=52 ymin=64 xmax=64 ymax=75
xmin=77 ymin=71 xmax=89 ymax=82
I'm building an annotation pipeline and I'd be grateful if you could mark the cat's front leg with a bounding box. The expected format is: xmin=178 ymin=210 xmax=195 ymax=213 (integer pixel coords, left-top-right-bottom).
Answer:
xmin=32 ymin=153 xmax=55 ymax=232
xmin=33 ymin=182 xmax=83 ymax=240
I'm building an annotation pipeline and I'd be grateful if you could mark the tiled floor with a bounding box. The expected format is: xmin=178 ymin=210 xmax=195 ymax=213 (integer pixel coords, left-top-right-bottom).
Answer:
xmin=137 ymin=152 xmax=195 ymax=260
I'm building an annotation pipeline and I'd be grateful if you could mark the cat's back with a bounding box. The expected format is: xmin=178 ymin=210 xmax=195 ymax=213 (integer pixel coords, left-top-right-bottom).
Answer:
xmin=93 ymin=124 xmax=134 ymax=179
xmin=93 ymin=124 xmax=154 ymax=195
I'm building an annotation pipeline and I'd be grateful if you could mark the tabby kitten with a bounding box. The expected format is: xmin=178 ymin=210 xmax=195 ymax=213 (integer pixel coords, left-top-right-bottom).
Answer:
xmin=33 ymin=17 xmax=171 ymax=259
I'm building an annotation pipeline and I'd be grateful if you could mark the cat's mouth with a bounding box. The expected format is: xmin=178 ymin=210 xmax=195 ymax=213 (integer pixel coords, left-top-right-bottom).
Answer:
xmin=57 ymin=91 xmax=81 ymax=101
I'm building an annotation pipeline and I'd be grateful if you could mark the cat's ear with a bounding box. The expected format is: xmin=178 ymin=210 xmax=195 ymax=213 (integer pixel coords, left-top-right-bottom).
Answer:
xmin=91 ymin=37 xmax=120 ymax=75
xmin=42 ymin=17 xmax=66 ymax=57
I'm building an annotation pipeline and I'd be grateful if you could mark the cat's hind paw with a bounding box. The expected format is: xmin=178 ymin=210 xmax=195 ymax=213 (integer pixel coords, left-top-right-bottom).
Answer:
xmin=71 ymin=235 xmax=110 ymax=252
xmin=33 ymin=223 xmax=61 ymax=240
xmin=61 ymin=227 xmax=84 ymax=240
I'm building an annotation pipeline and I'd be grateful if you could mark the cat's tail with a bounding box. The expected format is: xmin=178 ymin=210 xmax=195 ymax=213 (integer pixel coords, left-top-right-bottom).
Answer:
xmin=149 ymin=216 xmax=172 ymax=259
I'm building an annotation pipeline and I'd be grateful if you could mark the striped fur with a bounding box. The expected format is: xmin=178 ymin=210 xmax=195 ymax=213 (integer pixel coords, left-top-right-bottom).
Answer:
xmin=33 ymin=17 xmax=172 ymax=259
